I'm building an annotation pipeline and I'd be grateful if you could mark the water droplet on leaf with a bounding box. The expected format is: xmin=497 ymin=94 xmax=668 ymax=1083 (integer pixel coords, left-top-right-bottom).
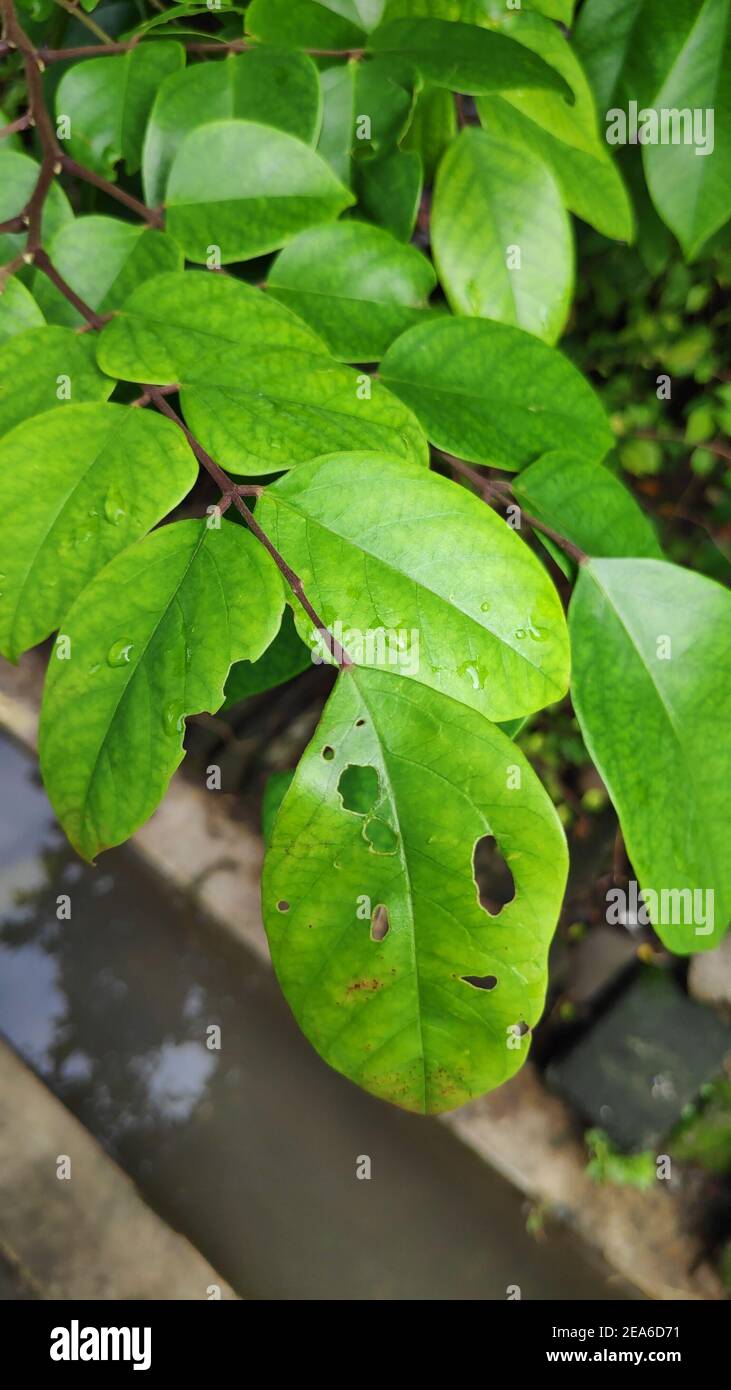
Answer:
xmin=107 ymin=639 xmax=134 ymax=667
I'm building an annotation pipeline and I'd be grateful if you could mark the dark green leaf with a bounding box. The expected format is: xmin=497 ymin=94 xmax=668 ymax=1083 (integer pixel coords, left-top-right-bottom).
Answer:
xmin=570 ymin=558 xmax=731 ymax=952
xmin=368 ymin=18 xmax=573 ymax=100
xmin=0 ymin=326 xmax=113 ymax=437
xmin=268 ymin=220 xmax=437 ymax=361
xmin=514 ymin=452 xmax=663 ymax=560
xmin=142 ymin=48 xmax=322 ymax=206
xmin=432 ymin=128 xmax=573 ymax=343
xmin=476 ymin=11 xmax=633 ymax=242
xmin=56 ymin=43 xmax=185 ymax=177
xmin=165 ymin=119 xmax=354 ymax=263
xmin=246 ymin=0 xmax=384 ymax=47
xmin=380 ymin=317 xmax=612 ymax=470
xmin=0 ymin=276 xmax=44 ymax=345
xmin=222 ymin=605 xmax=311 ymax=706
xmin=98 ymin=271 xmax=428 ymax=474
xmin=356 ymin=147 xmax=422 ymax=240
xmin=258 ymin=450 xmax=570 ymax=720
xmin=39 ymin=519 xmax=285 ymax=859
xmin=0 ymin=403 xmax=197 ymax=661
xmin=33 ymin=217 xmax=182 ymax=329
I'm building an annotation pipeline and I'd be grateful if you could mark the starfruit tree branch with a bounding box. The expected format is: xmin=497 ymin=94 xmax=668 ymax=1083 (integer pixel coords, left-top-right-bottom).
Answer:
xmin=441 ymin=451 xmax=587 ymax=567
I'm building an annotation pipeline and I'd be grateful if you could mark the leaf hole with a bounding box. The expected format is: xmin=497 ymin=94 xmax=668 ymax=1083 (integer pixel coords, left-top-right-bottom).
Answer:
xmin=461 ymin=974 xmax=497 ymax=991
xmin=338 ymin=763 xmax=379 ymax=815
xmin=355 ymin=718 xmax=366 ymax=727
xmin=370 ymin=904 xmax=390 ymax=942
xmin=473 ymin=834 xmax=515 ymax=916
xmin=322 ymin=746 xmax=335 ymax=760
xmin=277 ymin=900 xmax=290 ymax=913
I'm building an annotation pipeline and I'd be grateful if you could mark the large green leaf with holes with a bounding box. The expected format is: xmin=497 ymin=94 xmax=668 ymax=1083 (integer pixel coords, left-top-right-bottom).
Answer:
xmin=476 ymin=10 xmax=633 ymax=242
xmin=368 ymin=18 xmax=573 ymax=99
xmin=142 ymin=48 xmax=322 ymax=206
xmin=268 ymin=220 xmax=437 ymax=361
xmin=39 ymin=519 xmax=284 ymax=860
xmin=165 ymin=119 xmax=354 ymax=263
xmin=257 ymin=450 xmax=569 ymax=720
xmin=0 ymin=327 xmax=113 ymax=437
xmin=432 ymin=128 xmax=573 ymax=343
xmin=262 ymin=665 xmax=568 ymax=1113
xmin=380 ymin=317 xmax=612 ymax=470
xmin=0 ymin=404 xmax=197 ymax=662
xmin=33 ymin=217 xmax=182 ymax=329
xmin=55 ymin=43 xmax=185 ymax=177
xmin=570 ymin=558 xmax=731 ymax=953
xmin=97 ymin=272 xmax=428 ymax=474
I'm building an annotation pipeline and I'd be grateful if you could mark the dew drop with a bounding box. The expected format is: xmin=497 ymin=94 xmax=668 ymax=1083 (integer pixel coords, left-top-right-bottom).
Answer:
xmin=514 ymin=627 xmax=526 ymax=640
xmin=458 ymin=660 xmax=481 ymax=690
xmin=163 ymin=701 xmax=185 ymax=735
xmin=104 ymin=487 xmax=127 ymax=526
xmin=106 ymin=639 xmax=134 ymax=667
xmin=480 ymin=601 xmax=491 ymax=613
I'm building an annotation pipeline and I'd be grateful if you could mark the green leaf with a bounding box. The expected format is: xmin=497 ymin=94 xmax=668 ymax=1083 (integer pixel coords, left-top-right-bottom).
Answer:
xmin=39 ymin=519 xmax=285 ymax=860
xmin=165 ymin=119 xmax=354 ymax=263
xmin=97 ymin=271 xmax=428 ymax=475
xmin=402 ymin=82 xmax=456 ymax=181
xmin=642 ymin=0 xmax=731 ymax=261
xmin=0 ymin=403 xmax=197 ymax=662
xmin=222 ymin=605 xmax=311 ymax=707
xmin=356 ymin=146 xmax=423 ymax=240
xmin=0 ymin=151 xmax=73 ymax=268
xmin=56 ymin=43 xmax=185 ymax=178
xmin=368 ymin=18 xmax=573 ymax=99
xmin=268 ymin=220 xmax=437 ymax=361
xmin=262 ymin=769 xmax=296 ymax=846
xmin=0 ymin=276 xmax=44 ymax=345
xmin=513 ymin=452 xmax=663 ymax=560
xmin=142 ymin=48 xmax=322 ymax=206
xmin=570 ymin=558 xmax=731 ymax=952
xmin=246 ymin=0 xmax=385 ymax=46
xmin=258 ymin=450 xmax=569 ymax=720
xmin=432 ymin=128 xmax=573 ymax=344
xmin=0 ymin=327 xmax=113 ymax=438
xmin=262 ymin=665 xmax=568 ymax=1112
xmin=380 ymin=318 xmax=612 ymax=471
xmin=32 ymin=217 xmax=182 ymax=329
xmin=573 ymin=0 xmax=704 ymax=114
xmin=0 ymin=106 xmax=22 ymax=152
xmin=316 ymin=56 xmax=415 ymax=185
xmin=475 ymin=11 xmax=634 ymax=243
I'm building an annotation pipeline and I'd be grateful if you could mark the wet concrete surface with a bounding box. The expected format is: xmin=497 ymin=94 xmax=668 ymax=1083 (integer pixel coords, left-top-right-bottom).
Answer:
xmin=0 ymin=734 xmax=629 ymax=1300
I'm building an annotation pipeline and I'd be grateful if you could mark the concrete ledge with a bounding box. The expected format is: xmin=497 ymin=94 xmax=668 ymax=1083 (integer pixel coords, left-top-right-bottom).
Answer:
xmin=0 ymin=1040 xmax=236 ymax=1300
xmin=0 ymin=653 xmax=723 ymax=1300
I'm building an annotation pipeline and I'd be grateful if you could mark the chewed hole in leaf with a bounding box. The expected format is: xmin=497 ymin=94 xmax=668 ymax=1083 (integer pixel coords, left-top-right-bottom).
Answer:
xmin=338 ymin=763 xmax=379 ymax=815
xmin=355 ymin=718 xmax=366 ymax=727
xmin=277 ymin=900 xmax=290 ymax=913
xmin=473 ymin=834 xmax=515 ymax=915
xmin=461 ymin=974 xmax=498 ymax=991
xmin=322 ymin=745 xmax=335 ymax=760
xmin=370 ymin=903 xmax=390 ymax=942
xmin=364 ymin=817 xmax=399 ymax=854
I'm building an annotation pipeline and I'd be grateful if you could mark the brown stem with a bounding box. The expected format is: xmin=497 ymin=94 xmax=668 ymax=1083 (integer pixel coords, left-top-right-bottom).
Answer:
xmin=2 ymin=0 xmax=62 ymax=255
xmin=143 ymin=387 xmax=352 ymax=667
xmin=443 ymin=451 xmax=587 ymax=566
xmin=59 ymin=154 xmax=164 ymax=227
xmin=33 ymin=247 xmax=108 ymax=328
xmin=0 ymin=110 xmax=32 ymax=136
xmin=32 ymin=38 xmax=365 ymax=62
